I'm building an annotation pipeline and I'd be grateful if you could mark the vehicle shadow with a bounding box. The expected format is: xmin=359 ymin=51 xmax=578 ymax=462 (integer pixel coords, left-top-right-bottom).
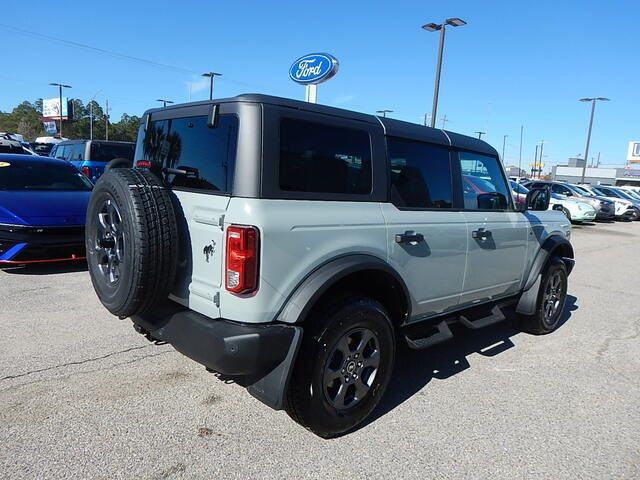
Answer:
xmin=361 ymin=295 xmax=578 ymax=430
xmin=1 ymin=261 xmax=88 ymax=275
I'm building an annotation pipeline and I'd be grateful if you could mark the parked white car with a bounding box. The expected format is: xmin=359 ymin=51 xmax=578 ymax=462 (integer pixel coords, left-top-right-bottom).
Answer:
xmin=549 ymin=193 xmax=596 ymax=223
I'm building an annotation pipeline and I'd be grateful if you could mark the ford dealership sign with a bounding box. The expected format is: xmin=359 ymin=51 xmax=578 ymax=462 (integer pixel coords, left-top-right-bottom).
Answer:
xmin=289 ymin=53 xmax=339 ymax=85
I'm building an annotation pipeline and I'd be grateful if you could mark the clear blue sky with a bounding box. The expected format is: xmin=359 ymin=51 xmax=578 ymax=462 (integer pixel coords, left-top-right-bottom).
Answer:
xmin=1 ymin=0 xmax=637 ymax=170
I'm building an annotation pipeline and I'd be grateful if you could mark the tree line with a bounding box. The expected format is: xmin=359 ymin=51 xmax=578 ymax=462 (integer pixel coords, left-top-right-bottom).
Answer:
xmin=0 ymin=99 xmax=140 ymax=142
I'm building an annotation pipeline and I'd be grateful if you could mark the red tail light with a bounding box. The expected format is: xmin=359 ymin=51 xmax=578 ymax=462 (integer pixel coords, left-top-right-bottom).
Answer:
xmin=81 ymin=166 xmax=90 ymax=177
xmin=225 ymin=225 xmax=259 ymax=294
xmin=136 ymin=160 xmax=151 ymax=168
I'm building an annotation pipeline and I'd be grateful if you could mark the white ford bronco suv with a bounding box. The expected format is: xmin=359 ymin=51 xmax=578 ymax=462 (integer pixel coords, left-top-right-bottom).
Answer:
xmin=86 ymin=94 xmax=574 ymax=438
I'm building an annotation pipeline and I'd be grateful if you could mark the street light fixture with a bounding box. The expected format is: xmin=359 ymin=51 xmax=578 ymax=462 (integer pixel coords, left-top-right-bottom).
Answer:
xmin=376 ymin=109 xmax=393 ymax=118
xmin=201 ymin=72 xmax=222 ymax=100
xmin=156 ymin=99 xmax=174 ymax=108
xmin=422 ymin=17 xmax=467 ymax=128
xmin=579 ymin=97 xmax=610 ymax=183
xmin=49 ymin=82 xmax=72 ymax=137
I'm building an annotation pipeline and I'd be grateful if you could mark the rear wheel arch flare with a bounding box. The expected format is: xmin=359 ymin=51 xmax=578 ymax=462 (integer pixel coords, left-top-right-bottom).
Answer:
xmin=276 ymin=255 xmax=411 ymax=328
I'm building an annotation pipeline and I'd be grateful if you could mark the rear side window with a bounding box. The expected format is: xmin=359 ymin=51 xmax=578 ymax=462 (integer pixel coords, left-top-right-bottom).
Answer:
xmin=136 ymin=115 xmax=238 ymax=194
xmin=69 ymin=143 xmax=85 ymax=161
xmin=387 ymin=138 xmax=453 ymax=209
xmin=459 ymin=152 xmax=511 ymax=210
xmin=90 ymin=142 xmax=134 ymax=162
xmin=279 ymin=118 xmax=372 ymax=194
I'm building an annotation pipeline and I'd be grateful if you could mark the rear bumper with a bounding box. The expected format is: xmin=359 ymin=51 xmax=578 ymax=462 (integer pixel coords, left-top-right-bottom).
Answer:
xmin=132 ymin=303 xmax=302 ymax=409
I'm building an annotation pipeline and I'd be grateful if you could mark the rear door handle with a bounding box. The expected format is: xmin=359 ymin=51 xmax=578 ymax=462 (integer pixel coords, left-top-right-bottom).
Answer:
xmin=472 ymin=228 xmax=492 ymax=241
xmin=395 ymin=231 xmax=424 ymax=244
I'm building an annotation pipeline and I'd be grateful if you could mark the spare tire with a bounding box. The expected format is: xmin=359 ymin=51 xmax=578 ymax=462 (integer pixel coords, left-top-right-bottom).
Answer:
xmin=85 ymin=168 xmax=178 ymax=318
xmin=105 ymin=157 xmax=132 ymax=170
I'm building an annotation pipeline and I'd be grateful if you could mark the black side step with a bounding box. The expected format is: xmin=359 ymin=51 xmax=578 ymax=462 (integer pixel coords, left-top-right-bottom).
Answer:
xmin=405 ymin=321 xmax=453 ymax=350
xmin=459 ymin=305 xmax=506 ymax=330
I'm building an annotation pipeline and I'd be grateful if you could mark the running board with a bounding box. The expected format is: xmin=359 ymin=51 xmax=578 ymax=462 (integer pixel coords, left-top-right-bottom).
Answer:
xmin=405 ymin=321 xmax=453 ymax=350
xmin=458 ymin=305 xmax=505 ymax=330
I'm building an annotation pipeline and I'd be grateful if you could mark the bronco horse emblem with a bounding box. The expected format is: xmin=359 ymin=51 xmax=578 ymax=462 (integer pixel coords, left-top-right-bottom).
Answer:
xmin=203 ymin=240 xmax=216 ymax=262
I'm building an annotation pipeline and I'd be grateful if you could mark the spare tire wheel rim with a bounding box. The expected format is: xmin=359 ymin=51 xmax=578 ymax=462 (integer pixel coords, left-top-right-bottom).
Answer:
xmin=95 ymin=198 xmax=125 ymax=285
xmin=322 ymin=327 xmax=381 ymax=410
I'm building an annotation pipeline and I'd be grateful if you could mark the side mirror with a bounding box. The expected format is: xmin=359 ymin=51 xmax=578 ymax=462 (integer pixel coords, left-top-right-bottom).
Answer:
xmin=477 ymin=192 xmax=508 ymax=210
xmin=526 ymin=187 xmax=551 ymax=211
xmin=552 ymin=204 xmax=564 ymax=212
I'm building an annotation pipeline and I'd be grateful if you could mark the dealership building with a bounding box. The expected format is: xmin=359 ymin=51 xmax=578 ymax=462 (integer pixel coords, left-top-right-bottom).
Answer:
xmin=551 ymin=141 xmax=640 ymax=186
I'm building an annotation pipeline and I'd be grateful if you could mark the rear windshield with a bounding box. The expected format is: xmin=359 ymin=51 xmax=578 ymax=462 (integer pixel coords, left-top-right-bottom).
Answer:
xmin=90 ymin=143 xmax=134 ymax=162
xmin=0 ymin=144 xmax=26 ymax=155
xmin=135 ymin=114 xmax=238 ymax=194
xmin=0 ymin=161 xmax=93 ymax=191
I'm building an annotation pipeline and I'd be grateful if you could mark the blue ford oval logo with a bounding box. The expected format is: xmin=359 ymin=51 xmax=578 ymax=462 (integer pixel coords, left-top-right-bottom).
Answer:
xmin=289 ymin=53 xmax=339 ymax=85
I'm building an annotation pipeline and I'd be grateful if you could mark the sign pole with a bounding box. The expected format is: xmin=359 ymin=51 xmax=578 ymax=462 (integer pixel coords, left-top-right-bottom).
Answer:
xmin=305 ymin=85 xmax=318 ymax=104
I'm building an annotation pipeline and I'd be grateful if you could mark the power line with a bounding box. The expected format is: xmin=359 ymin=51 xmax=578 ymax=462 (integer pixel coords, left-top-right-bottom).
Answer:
xmin=0 ymin=23 xmax=198 ymax=75
xmin=0 ymin=23 xmax=288 ymax=94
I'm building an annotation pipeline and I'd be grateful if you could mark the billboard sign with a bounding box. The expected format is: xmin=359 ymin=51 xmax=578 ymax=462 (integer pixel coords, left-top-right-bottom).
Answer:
xmin=43 ymin=121 xmax=57 ymax=135
xmin=289 ymin=53 xmax=339 ymax=85
xmin=42 ymin=97 xmax=69 ymax=119
xmin=627 ymin=141 xmax=640 ymax=164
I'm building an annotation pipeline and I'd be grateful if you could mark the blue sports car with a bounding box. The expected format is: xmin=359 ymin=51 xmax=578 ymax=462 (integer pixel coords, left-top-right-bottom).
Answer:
xmin=0 ymin=154 xmax=92 ymax=265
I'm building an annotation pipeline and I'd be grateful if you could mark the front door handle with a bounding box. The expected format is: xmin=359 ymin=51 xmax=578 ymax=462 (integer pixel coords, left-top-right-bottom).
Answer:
xmin=472 ymin=228 xmax=492 ymax=241
xmin=395 ymin=231 xmax=424 ymax=244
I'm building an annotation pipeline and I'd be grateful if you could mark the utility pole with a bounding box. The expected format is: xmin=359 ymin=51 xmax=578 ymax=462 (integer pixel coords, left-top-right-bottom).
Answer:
xmin=440 ymin=114 xmax=448 ymax=129
xmin=596 ymin=151 xmax=601 ymax=167
xmin=502 ymin=135 xmax=508 ymax=163
xmin=105 ymin=98 xmax=109 ymax=141
xmin=518 ymin=125 xmax=524 ymax=178
xmin=475 ymin=131 xmax=486 ymax=139
xmin=538 ymin=140 xmax=544 ymax=178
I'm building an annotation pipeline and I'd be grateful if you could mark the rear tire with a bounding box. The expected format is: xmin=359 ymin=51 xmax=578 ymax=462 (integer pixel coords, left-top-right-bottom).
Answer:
xmin=516 ymin=257 xmax=568 ymax=335
xmin=285 ymin=296 xmax=395 ymax=438
xmin=85 ymin=168 xmax=178 ymax=318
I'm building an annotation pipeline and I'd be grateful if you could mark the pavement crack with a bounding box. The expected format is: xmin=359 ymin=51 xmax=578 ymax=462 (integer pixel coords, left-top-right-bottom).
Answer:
xmin=0 ymin=345 xmax=152 ymax=382
xmin=597 ymin=316 xmax=640 ymax=360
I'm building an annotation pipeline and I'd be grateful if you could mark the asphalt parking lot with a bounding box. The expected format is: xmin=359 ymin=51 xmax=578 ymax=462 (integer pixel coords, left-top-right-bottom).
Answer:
xmin=1 ymin=221 xmax=639 ymax=480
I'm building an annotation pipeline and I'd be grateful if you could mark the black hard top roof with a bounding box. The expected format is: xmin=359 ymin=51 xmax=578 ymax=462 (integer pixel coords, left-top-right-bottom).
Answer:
xmin=144 ymin=93 xmax=498 ymax=156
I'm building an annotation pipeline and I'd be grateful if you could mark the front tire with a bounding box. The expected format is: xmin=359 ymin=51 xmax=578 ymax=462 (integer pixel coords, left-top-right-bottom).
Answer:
xmin=285 ymin=296 xmax=395 ymax=438
xmin=517 ymin=257 xmax=568 ymax=335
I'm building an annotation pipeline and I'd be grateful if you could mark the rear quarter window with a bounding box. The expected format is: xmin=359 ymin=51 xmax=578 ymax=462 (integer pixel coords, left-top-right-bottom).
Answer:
xmin=279 ymin=118 xmax=372 ymax=195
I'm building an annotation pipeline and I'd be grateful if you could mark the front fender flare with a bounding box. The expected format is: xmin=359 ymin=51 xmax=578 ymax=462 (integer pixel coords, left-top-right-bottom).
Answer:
xmin=516 ymin=235 xmax=574 ymax=315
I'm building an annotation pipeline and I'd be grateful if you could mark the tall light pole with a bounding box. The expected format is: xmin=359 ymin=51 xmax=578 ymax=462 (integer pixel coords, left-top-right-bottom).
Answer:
xmin=422 ymin=17 xmax=466 ymax=128
xmin=376 ymin=109 xmax=393 ymax=118
xmin=579 ymin=97 xmax=609 ymax=183
xmin=201 ymin=72 xmax=222 ymax=100
xmin=156 ymin=99 xmax=174 ymax=108
xmin=502 ymin=135 xmax=508 ymax=163
xmin=49 ymin=83 xmax=72 ymax=137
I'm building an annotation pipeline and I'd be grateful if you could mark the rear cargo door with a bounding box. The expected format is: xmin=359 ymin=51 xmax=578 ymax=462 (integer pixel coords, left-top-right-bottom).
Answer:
xmin=134 ymin=104 xmax=239 ymax=317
